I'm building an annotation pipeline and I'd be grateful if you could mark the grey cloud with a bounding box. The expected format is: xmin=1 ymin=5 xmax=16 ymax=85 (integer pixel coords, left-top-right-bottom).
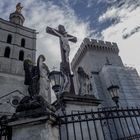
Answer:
xmin=22 ymin=0 xmax=92 ymax=68
xmin=116 ymin=0 xmax=140 ymax=12
xmin=99 ymin=0 xmax=140 ymax=24
xmin=117 ymin=1 xmax=125 ymax=8
xmin=122 ymin=26 xmax=140 ymax=39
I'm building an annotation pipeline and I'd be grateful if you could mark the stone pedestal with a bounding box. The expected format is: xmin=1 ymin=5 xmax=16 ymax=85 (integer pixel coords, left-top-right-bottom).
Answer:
xmin=52 ymin=93 xmax=101 ymax=140
xmin=9 ymin=115 xmax=59 ymax=140
xmin=53 ymin=93 xmax=101 ymax=114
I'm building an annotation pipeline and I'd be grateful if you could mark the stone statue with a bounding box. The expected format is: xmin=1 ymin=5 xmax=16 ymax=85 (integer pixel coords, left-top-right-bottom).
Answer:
xmin=24 ymin=58 xmax=40 ymax=97
xmin=39 ymin=55 xmax=51 ymax=104
xmin=15 ymin=55 xmax=53 ymax=116
xmin=77 ymin=67 xmax=92 ymax=95
xmin=24 ymin=55 xmax=52 ymax=98
xmin=46 ymin=25 xmax=77 ymax=94
xmin=16 ymin=3 xmax=23 ymax=13
xmin=61 ymin=72 xmax=71 ymax=93
xmin=51 ymin=28 xmax=75 ymax=62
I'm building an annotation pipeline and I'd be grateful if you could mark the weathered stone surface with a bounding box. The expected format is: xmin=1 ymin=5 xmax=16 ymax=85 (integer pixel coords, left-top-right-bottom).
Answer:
xmin=71 ymin=38 xmax=140 ymax=108
xmin=100 ymin=65 xmax=140 ymax=107
xmin=0 ymin=17 xmax=36 ymax=75
xmin=53 ymin=93 xmax=101 ymax=114
xmin=0 ymin=14 xmax=36 ymax=116
xmin=9 ymin=116 xmax=59 ymax=140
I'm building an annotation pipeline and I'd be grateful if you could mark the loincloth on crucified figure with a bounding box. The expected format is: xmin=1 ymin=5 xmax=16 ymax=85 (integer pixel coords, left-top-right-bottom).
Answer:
xmin=61 ymin=37 xmax=70 ymax=62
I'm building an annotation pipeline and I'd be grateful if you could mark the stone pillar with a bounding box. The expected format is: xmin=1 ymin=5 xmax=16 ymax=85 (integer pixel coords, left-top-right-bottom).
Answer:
xmin=9 ymin=115 xmax=59 ymax=140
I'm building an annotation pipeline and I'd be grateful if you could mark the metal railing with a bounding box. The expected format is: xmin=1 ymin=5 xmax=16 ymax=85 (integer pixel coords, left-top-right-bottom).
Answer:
xmin=58 ymin=107 xmax=140 ymax=140
xmin=0 ymin=116 xmax=12 ymax=140
xmin=1 ymin=107 xmax=140 ymax=140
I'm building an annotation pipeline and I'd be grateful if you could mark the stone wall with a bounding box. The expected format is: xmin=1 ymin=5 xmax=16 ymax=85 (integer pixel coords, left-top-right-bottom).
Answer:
xmin=10 ymin=116 xmax=59 ymax=140
xmin=71 ymin=38 xmax=122 ymax=71
xmin=71 ymin=38 xmax=140 ymax=107
xmin=0 ymin=18 xmax=36 ymax=75
xmin=0 ymin=17 xmax=37 ymax=115
xmin=100 ymin=65 xmax=140 ymax=107
xmin=0 ymin=72 xmax=27 ymax=116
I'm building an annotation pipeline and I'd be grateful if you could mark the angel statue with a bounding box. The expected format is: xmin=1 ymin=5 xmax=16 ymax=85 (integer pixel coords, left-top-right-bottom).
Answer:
xmin=24 ymin=55 xmax=51 ymax=100
xmin=38 ymin=55 xmax=51 ymax=104
xmin=16 ymin=55 xmax=52 ymax=114
xmin=24 ymin=58 xmax=40 ymax=97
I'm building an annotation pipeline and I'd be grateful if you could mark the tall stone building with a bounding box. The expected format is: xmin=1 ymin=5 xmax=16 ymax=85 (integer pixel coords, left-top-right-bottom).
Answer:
xmin=0 ymin=4 xmax=36 ymax=115
xmin=71 ymin=38 xmax=140 ymax=107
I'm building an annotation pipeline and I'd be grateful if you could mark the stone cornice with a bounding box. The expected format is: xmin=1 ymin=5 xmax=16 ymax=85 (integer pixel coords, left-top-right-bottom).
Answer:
xmin=0 ymin=18 xmax=36 ymax=34
xmin=53 ymin=93 xmax=101 ymax=109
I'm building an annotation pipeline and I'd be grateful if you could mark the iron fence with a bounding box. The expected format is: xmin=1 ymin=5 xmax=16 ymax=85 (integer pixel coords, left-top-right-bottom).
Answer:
xmin=1 ymin=107 xmax=140 ymax=140
xmin=0 ymin=116 xmax=12 ymax=140
xmin=58 ymin=107 xmax=140 ymax=140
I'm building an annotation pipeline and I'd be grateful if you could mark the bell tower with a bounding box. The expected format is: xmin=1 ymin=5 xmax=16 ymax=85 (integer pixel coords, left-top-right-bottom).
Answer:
xmin=0 ymin=3 xmax=36 ymax=75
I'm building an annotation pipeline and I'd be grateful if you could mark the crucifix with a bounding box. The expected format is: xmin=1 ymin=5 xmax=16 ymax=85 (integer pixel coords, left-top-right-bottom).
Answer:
xmin=46 ymin=25 xmax=77 ymax=94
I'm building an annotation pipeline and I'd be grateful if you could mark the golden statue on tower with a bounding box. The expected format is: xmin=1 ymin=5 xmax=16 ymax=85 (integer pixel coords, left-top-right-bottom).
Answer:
xmin=15 ymin=3 xmax=23 ymax=13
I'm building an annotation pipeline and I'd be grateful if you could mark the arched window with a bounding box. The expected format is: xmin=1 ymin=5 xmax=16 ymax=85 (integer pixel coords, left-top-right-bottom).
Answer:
xmin=7 ymin=34 xmax=12 ymax=44
xmin=19 ymin=51 xmax=24 ymax=61
xmin=4 ymin=47 xmax=11 ymax=58
xmin=21 ymin=38 xmax=25 ymax=47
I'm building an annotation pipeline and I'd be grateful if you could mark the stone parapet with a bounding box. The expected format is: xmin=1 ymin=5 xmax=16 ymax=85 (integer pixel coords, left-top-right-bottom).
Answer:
xmin=71 ymin=38 xmax=119 ymax=71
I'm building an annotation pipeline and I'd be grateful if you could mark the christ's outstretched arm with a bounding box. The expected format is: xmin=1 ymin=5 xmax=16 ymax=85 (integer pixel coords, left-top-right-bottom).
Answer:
xmin=51 ymin=28 xmax=62 ymax=37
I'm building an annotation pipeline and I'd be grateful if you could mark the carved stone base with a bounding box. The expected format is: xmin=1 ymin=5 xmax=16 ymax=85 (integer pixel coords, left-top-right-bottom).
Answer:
xmin=9 ymin=115 xmax=58 ymax=140
xmin=13 ymin=108 xmax=49 ymax=119
xmin=53 ymin=93 xmax=102 ymax=114
xmin=13 ymin=95 xmax=55 ymax=119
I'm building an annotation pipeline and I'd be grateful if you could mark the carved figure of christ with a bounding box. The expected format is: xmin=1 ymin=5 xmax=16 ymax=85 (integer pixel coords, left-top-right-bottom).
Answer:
xmin=46 ymin=25 xmax=77 ymax=63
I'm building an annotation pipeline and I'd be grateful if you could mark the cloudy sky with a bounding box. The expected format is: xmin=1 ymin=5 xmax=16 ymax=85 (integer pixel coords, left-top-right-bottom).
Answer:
xmin=1 ymin=0 xmax=140 ymax=73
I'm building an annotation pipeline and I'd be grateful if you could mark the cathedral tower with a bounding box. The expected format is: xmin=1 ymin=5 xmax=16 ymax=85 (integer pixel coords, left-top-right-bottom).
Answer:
xmin=0 ymin=3 xmax=36 ymax=75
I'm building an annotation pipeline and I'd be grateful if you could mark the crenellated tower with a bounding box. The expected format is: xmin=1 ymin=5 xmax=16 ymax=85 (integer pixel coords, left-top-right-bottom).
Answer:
xmin=71 ymin=38 xmax=123 ymax=73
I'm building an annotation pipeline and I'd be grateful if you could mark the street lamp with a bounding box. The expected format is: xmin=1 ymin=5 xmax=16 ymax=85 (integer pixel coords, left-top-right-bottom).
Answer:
xmin=48 ymin=70 xmax=64 ymax=97
xmin=49 ymin=70 xmax=66 ymax=112
xmin=107 ymin=85 xmax=119 ymax=108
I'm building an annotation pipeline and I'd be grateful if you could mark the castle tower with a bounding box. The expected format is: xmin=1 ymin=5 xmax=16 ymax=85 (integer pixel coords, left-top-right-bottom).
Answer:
xmin=0 ymin=3 xmax=36 ymax=75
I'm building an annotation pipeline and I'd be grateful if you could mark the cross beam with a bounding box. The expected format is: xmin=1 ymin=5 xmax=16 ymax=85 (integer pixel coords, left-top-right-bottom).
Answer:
xmin=46 ymin=25 xmax=77 ymax=43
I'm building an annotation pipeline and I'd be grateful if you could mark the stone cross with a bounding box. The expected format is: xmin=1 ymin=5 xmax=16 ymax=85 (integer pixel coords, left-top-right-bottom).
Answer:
xmin=46 ymin=25 xmax=77 ymax=64
xmin=46 ymin=25 xmax=77 ymax=94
